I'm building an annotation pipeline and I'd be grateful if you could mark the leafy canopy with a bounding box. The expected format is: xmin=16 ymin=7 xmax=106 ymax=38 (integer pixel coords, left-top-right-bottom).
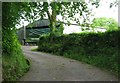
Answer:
xmin=14 ymin=1 xmax=100 ymax=27
xmin=91 ymin=17 xmax=118 ymax=31
xmin=2 ymin=1 xmax=101 ymax=36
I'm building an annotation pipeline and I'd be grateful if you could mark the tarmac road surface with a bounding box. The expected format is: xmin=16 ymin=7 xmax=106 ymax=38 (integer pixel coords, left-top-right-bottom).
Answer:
xmin=19 ymin=46 xmax=118 ymax=81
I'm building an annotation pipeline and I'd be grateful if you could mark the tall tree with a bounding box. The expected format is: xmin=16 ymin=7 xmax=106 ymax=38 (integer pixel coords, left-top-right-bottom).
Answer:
xmin=2 ymin=2 xmax=32 ymax=54
xmin=2 ymin=2 xmax=31 ymax=81
xmin=19 ymin=1 xmax=100 ymax=36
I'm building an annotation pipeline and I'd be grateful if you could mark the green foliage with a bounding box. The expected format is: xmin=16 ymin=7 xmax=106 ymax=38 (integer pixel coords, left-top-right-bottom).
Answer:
xmin=55 ymin=23 xmax=64 ymax=36
xmin=38 ymin=30 xmax=119 ymax=77
xmin=2 ymin=2 xmax=30 ymax=81
xmin=110 ymin=0 xmax=118 ymax=8
xmin=91 ymin=17 xmax=118 ymax=31
xmin=3 ymin=48 xmax=30 ymax=81
xmin=2 ymin=2 xmax=118 ymax=81
xmin=9 ymin=1 xmax=101 ymax=35
xmin=2 ymin=30 xmax=30 ymax=81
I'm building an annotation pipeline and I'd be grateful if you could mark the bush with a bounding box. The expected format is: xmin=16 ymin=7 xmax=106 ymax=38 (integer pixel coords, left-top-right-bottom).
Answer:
xmin=2 ymin=29 xmax=29 ymax=81
xmin=38 ymin=30 xmax=119 ymax=77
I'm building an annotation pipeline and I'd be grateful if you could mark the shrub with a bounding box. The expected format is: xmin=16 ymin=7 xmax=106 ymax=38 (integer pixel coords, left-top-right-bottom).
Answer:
xmin=2 ymin=29 xmax=29 ymax=81
xmin=38 ymin=30 xmax=119 ymax=77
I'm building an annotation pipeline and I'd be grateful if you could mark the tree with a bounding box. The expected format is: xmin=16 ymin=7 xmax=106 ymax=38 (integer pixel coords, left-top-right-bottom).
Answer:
xmin=2 ymin=2 xmax=32 ymax=54
xmin=18 ymin=1 xmax=100 ymax=36
xmin=2 ymin=2 xmax=31 ymax=81
xmin=2 ymin=1 xmax=117 ymax=81
xmin=110 ymin=0 xmax=118 ymax=8
xmin=91 ymin=17 xmax=118 ymax=31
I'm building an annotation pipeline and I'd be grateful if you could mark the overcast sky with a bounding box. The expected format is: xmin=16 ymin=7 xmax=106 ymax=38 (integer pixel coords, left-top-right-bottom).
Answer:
xmin=93 ymin=0 xmax=118 ymax=21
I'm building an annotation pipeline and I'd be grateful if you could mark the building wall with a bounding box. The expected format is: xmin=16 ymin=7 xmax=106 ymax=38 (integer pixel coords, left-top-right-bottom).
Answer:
xmin=17 ymin=28 xmax=24 ymax=44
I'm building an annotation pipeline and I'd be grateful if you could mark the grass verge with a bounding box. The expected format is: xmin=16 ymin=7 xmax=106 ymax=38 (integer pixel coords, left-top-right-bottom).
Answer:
xmin=38 ymin=30 xmax=119 ymax=78
xmin=2 ymin=45 xmax=30 ymax=81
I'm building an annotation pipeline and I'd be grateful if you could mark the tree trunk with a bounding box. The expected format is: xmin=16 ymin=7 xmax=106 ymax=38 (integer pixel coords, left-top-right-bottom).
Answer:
xmin=46 ymin=3 xmax=57 ymax=37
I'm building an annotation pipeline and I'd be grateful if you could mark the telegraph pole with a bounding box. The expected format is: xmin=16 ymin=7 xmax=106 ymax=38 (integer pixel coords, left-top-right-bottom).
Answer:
xmin=24 ymin=26 xmax=26 ymax=45
xmin=22 ymin=21 xmax=26 ymax=45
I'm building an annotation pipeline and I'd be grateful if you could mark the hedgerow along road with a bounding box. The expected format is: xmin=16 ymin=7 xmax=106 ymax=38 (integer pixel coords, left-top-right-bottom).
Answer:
xmin=19 ymin=46 xmax=118 ymax=81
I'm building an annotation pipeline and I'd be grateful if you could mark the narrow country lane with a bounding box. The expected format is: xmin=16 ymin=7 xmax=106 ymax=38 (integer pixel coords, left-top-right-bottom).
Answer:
xmin=19 ymin=46 xmax=118 ymax=81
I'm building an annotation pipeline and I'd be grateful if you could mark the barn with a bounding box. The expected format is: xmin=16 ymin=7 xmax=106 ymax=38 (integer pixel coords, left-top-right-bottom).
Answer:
xmin=17 ymin=19 xmax=60 ymax=45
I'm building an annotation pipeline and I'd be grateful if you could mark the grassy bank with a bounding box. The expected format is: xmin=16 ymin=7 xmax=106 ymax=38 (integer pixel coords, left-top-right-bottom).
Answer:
xmin=2 ymin=2 xmax=30 ymax=81
xmin=2 ymin=52 xmax=30 ymax=81
xmin=38 ymin=30 xmax=119 ymax=78
xmin=2 ymin=30 xmax=30 ymax=81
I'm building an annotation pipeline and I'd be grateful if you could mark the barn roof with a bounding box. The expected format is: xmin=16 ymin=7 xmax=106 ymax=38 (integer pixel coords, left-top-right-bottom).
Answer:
xmin=26 ymin=19 xmax=60 ymax=29
xmin=26 ymin=19 xmax=49 ymax=28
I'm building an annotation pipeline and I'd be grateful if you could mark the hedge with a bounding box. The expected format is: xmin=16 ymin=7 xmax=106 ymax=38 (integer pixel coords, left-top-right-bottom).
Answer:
xmin=38 ymin=30 xmax=119 ymax=77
